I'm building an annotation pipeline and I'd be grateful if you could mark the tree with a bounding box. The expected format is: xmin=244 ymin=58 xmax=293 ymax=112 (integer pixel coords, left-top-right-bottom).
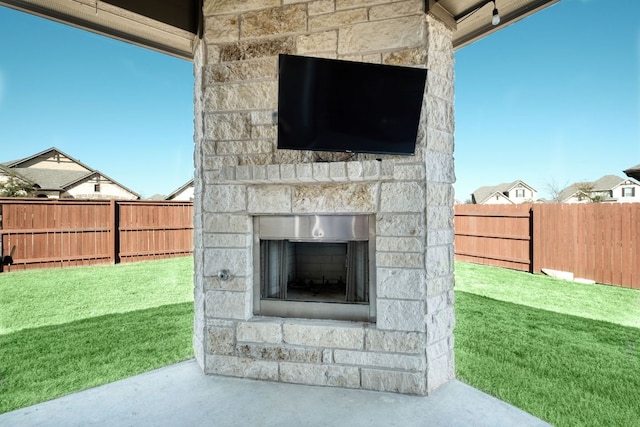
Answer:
xmin=0 ymin=173 xmax=36 ymax=197
xmin=574 ymin=182 xmax=605 ymax=203
xmin=545 ymin=179 xmax=569 ymax=203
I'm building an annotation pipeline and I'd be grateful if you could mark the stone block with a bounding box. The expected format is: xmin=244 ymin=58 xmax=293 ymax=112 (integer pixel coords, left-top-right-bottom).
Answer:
xmin=308 ymin=0 xmax=335 ymax=15
xmin=426 ymin=128 xmax=454 ymax=154
xmin=238 ymin=344 xmax=323 ymax=363
xmin=241 ymin=4 xmax=307 ymax=38
xmin=204 ymin=81 xmax=277 ymax=112
xmin=369 ymin=0 xmax=423 ymax=21
xmin=206 ymin=58 xmax=277 ymax=85
xmin=205 ymin=355 xmax=278 ymax=381
xmin=424 ymin=96 xmax=454 ymax=133
xmin=428 ymin=71 xmax=454 ymax=103
xmin=204 ymin=248 xmax=248 ymax=276
xmin=204 ymin=275 xmax=249 ymax=292
xmin=333 ymin=350 xmax=425 ymax=371
xmin=295 ymin=163 xmax=315 ymax=182
xmin=427 ymin=206 xmax=453 ymax=231
xmin=427 ymin=229 xmax=454 ymax=246
xmin=204 ymin=113 xmax=251 ymax=141
xmin=346 ymin=162 xmax=364 ymax=180
xmin=280 ymin=163 xmax=297 ymax=181
xmin=204 ymin=15 xmax=239 ymax=44
xmin=383 ymin=47 xmax=426 ymax=66
xmin=204 ymin=0 xmax=280 ymax=16
xmin=377 ymin=299 xmax=425 ymax=332
xmin=237 ymin=319 xmax=283 ymax=343
xmin=376 ymin=236 xmax=423 ymax=253
xmin=203 ymin=213 xmax=251 ymax=233
xmin=297 ymin=30 xmax=339 ymax=54
xmin=322 ymin=349 xmax=333 ymax=363
xmin=328 ymin=162 xmax=347 ymax=181
xmin=365 ymin=329 xmax=425 ymax=354
xmin=425 ymin=245 xmax=452 ymax=279
xmin=426 ymin=275 xmax=454 ymax=297
xmin=380 ymin=182 xmax=424 ymax=213
xmin=426 ymin=306 xmax=455 ymax=344
xmin=426 ymin=352 xmax=454 ymax=393
xmin=293 ymin=183 xmax=377 ymax=213
xmin=252 ymin=124 xmax=277 ymax=140
xmin=393 ymin=164 xmax=425 ymax=181
xmin=425 ymin=290 xmax=453 ymax=315
xmin=361 ymin=369 xmax=426 ymax=395
xmin=362 ymin=53 xmax=381 ymax=63
xmin=206 ymin=325 xmax=235 ymax=355
xmin=219 ymin=37 xmax=295 ymax=62
xmin=205 ymin=290 xmax=250 ymax=320
xmin=377 ymin=268 xmax=425 ymax=300
xmin=283 ymin=320 xmax=364 ymax=349
xmin=280 ymin=362 xmax=360 ymax=388
xmin=312 ymin=162 xmax=330 ymax=181
xmin=309 ymin=9 xmax=368 ymax=31
xmin=247 ymin=185 xmax=292 ymax=213
xmin=425 ymin=336 xmax=452 ymax=361
xmin=251 ymin=110 xmax=275 ymax=125
xmin=376 ymin=213 xmax=425 ymax=237
xmin=338 ymin=16 xmax=425 ymax=55
xmin=376 ymin=252 xmax=423 ymax=269
xmin=203 ymin=185 xmax=247 ymax=213
xmin=204 ymin=232 xmax=250 ymax=248
xmin=266 ymin=164 xmax=280 ymax=181
xmin=426 ymin=182 xmax=454 ymax=206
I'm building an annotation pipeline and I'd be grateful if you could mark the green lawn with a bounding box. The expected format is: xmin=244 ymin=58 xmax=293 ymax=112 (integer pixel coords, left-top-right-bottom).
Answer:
xmin=2 ymin=257 xmax=639 ymax=426
xmin=0 ymin=257 xmax=194 ymax=414
xmin=455 ymin=261 xmax=640 ymax=427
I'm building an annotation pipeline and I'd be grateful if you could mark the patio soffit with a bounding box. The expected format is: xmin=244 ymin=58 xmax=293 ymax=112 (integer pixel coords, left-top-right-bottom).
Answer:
xmin=0 ymin=0 xmax=560 ymax=59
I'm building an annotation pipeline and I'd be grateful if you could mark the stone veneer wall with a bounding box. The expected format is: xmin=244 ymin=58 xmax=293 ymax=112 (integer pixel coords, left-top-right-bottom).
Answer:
xmin=192 ymin=0 xmax=456 ymax=395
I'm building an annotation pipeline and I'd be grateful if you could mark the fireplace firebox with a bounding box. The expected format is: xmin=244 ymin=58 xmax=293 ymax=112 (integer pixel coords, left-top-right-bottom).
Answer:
xmin=253 ymin=215 xmax=375 ymax=322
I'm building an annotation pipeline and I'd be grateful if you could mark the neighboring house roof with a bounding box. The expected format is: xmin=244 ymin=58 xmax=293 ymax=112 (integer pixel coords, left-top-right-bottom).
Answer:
xmin=2 ymin=147 xmax=141 ymax=199
xmin=471 ymin=180 xmax=535 ymax=204
xmin=11 ymin=168 xmax=93 ymax=191
xmin=623 ymin=164 xmax=640 ymax=181
xmin=559 ymin=175 xmax=636 ymax=202
xmin=166 ymin=179 xmax=194 ymax=200
xmin=3 ymin=146 xmax=94 ymax=172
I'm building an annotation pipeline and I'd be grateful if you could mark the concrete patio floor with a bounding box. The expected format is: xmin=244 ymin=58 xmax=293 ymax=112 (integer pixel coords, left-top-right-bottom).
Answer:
xmin=0 ymin=359 xmax=550 ymax=427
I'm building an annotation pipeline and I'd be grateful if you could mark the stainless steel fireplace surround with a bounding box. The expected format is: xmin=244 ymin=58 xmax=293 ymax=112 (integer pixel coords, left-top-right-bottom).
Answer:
xmin=253 ymin=215 xmax=376 ymax=322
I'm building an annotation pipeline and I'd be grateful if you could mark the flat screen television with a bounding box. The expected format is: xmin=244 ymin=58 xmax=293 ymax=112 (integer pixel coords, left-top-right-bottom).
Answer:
xmin=277 ymin=54 xmax=427 ymax=156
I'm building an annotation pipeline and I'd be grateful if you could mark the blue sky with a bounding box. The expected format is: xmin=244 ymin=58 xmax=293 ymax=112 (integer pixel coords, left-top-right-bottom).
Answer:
xmin=0 ymin=0 xmax=638 ymax=200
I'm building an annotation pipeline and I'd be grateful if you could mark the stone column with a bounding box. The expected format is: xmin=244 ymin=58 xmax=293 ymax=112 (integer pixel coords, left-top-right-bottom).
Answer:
xmin=192 ymin=0 xmax=456 ymax=395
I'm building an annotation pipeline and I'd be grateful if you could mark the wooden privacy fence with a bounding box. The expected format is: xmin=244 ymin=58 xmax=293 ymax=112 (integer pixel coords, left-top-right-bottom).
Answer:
xmin=0 ymin=198 xmax=193 ymax=272
xmin=455 ymin=203 xmax=640 ymax=289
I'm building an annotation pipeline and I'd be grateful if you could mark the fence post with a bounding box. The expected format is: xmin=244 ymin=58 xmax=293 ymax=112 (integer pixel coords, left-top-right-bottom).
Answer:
xmin=530 ymin=205 xmax=541 ymax=274
xmin=109 ymin=200 xmax=120 ymax=264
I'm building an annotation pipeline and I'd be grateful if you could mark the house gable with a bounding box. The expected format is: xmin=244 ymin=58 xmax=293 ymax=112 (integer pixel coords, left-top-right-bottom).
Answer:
xmin=560 ymin=175 xmax=640 ymax=203
xmin=166 ymin=179 xmax=194 ymax=201
xmin=4 ymin=147 xmax=93 ymax=173
xmin=2 ymin=147 xmax=140 ymax=200
xmin=471 ymin=180 xmax=536 ymax=204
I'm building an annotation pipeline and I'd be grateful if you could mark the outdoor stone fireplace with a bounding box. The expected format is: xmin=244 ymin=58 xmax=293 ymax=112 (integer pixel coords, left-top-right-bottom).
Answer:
xmin=192 ymin=0 xmax=455 ymax=395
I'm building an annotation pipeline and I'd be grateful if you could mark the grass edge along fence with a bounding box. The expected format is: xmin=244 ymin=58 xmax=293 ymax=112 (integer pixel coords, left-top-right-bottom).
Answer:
xmin=454 ymin=203 xmax=640 ymax=289
xmin=0 ymin=198 xmax=193 ymax=272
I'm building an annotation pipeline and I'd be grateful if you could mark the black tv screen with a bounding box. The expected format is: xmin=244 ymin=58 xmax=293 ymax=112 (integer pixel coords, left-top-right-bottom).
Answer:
xmin=277 ymin=54 xmax=427 ymax=156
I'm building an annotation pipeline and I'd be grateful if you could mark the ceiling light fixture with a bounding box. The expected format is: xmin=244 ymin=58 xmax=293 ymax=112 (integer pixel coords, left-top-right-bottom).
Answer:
xmin=453 ymin=0 xmax=502 ymax=26
xmin=491 ymin=1 xmax=501 ymax=25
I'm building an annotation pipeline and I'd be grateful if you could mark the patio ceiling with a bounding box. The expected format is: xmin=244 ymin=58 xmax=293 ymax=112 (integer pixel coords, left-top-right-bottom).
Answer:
xmin=1 ymin=0 xmax=559 ymax=59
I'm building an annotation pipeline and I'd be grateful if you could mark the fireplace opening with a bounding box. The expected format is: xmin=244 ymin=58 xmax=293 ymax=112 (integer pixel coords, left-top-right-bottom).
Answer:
xmin=253 ymin=215 xmax=376 ymax=322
